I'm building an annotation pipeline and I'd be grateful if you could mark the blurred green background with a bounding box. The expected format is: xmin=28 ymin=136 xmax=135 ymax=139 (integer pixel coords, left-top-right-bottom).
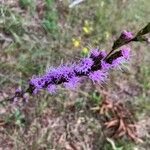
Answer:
xmin=0 ymin=0 xmax=150 ymax=149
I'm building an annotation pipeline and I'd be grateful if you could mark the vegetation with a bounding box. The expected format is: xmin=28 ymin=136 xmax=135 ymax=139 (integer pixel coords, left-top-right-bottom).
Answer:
xmin=0 ymin=0 xmax=150 ymax=149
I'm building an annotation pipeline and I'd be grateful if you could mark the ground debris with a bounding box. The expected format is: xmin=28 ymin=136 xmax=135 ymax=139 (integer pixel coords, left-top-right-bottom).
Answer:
xmin=92 ymin=94 xmax=143 ymax=143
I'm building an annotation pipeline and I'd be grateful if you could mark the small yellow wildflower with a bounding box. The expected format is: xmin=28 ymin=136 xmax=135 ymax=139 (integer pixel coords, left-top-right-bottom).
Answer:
xmin=72 ymin=38 xmax=81 ymax=47
xmin=83 ymin=26 xmax=90 ymax=34
xmin=82 ymin=20 xmax=93 ymax=34
xmin=82 ymin=47 xmax=88 ymax=54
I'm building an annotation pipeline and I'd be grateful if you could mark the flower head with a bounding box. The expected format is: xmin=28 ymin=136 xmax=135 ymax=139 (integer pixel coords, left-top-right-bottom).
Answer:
xmin=82 ymin=20 xmax=92 ymax=34
xmin=90 ymin=48 xmax=106 ymax=58
xmin=83 ymin=26 xmax=90 ymax=34
xmin=121 ymin=30 xmax=133 ymax=40
xmin=72 ymin=38 xmax=81 ymax=47
xmin=120 ymin=46 xmax=130 ymax=60
xmin=75 ymin=57 xmax=94 ymax=74
xmin=111 ymin=57 xmax=125 ymax=68
xmin=111 ymin=47 xmax=130 ymax=67
xmin=30 ymin=76 xmax=45 ymax=89
xmin=89 ymin=70 xmax=107 ymax=83
xmin=26 ymin=47 xmax=130 ymax=95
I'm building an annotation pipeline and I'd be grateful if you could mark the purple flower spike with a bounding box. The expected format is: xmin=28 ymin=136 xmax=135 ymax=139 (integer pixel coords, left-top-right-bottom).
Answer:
xmin=89 ymin=70 xmax=107 ymax=83
xmin=28 ymin=47 xmax=130 ymax=94
xmin=75 ymin=58 xmax=94 ymax=73
xmin=21 ymin=46 xmax=131 ymax=97
xmin=121 ymin=30 xmax=133 ymax=40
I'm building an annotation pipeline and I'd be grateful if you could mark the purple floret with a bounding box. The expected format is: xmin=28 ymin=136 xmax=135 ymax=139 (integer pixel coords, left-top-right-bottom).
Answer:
xmin=90 ymin=48 xmax=107 ymax=58
xmin=120 ymin=46 xmax=130 ymax=59
xmin=30 ymin=76 xmax=45 ymax=89
xmin=101 ymin=60 xmax=111 ymax=70
xmin=47 ymin=84 xmax=56 ymax=93
xmin=61 ymin=65 xmax=75 ymax=80
xmin=75 ymin=57 xmax=94 ymax=73
xmin=46 ymin=65 xmax=75 ymax=81
xmin=90 ymin=48 xmax=101 ymax=57
xmin=121 ymin=30 xmax=133 ymax=40
xmin=100 ymin=50 xmax=107 ymax=58
xmin=45 ymin=67 xmax=62 ymax=81
xmin=63 ymin=76 xmax=80 ymax=89
xmin=111 ymin=46 xmax=130 ymax=67
xmin=111 ymin=57 xmax=125 ymax=67
xmin=89 ymin=70 xmax=107 ymax=83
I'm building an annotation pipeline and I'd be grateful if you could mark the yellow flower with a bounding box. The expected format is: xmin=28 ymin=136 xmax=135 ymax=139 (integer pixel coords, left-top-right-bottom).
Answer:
xmin=72 ymin=38 xmax=80 ymax=47
xmin=83 ymin=26 xmax=90 ymax=34
xmin=82 ymin=20 xmax=93 ymax=34
xmin=82 ymin=47 xmax=88 ymax=54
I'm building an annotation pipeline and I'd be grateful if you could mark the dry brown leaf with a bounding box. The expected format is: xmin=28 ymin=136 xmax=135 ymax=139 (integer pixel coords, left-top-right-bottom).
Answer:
xmin=117 ymin=130 xmax=126 ymax=137
xmin=126 ymin=127 xmax=137 ymax=141
xmin=105 ymin=119 xmax=119 ymax=128
xmin=117 ymin=119 xmax=126 ymax=132
xmin=98 ymin=97 xmax=141 ymax=142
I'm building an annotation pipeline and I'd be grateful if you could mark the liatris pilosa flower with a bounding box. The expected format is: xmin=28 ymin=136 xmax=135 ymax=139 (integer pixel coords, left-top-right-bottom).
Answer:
xmin=13 ymin=46 xmax=130 ymax=102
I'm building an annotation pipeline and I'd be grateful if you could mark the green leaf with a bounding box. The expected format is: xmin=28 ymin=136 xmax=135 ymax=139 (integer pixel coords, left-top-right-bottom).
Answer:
xmin=136 ymin=22 xmax=150 ymax=36
xmin=132 ymin=36 xmax=147 ymax=42
xmin=112 ymin=38 xmax=127 ymax=50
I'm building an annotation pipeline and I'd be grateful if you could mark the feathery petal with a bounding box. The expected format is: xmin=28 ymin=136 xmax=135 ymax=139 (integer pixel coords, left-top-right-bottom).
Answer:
xmin=89 ymin=70 xmax=107 ymax=83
